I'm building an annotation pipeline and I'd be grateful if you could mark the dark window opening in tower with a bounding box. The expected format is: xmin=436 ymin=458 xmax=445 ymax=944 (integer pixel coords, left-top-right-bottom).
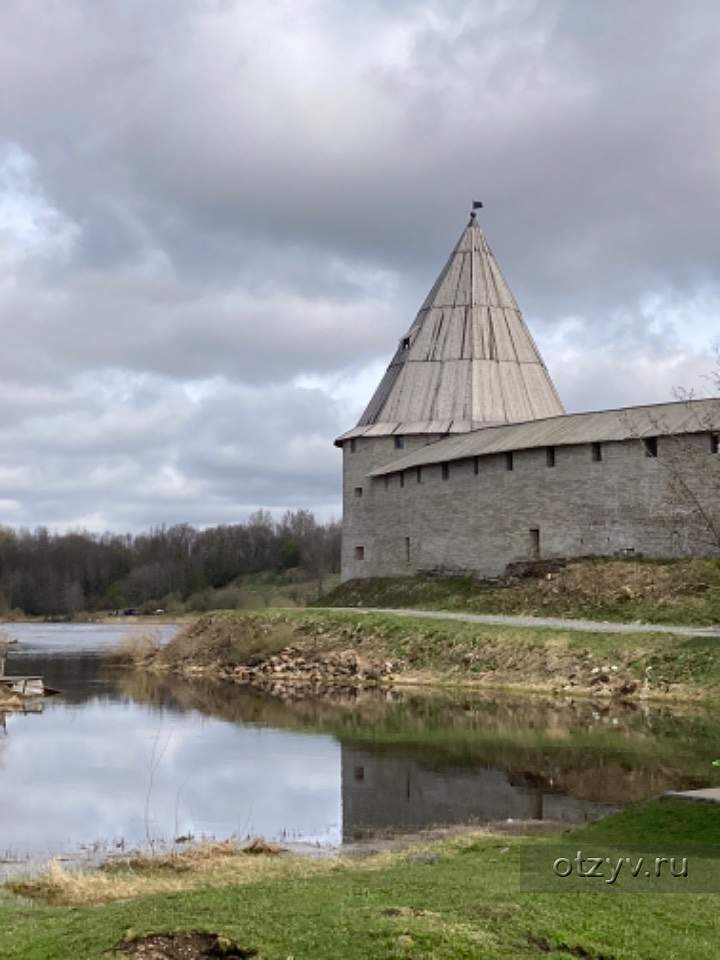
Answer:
xmin=354 ymin=545 xmax=365 ymax=561
xmin=643 ymin=437 xmax=658 ymax=458
xmin=546 ymin=446 xmax=556 ymax=468
xmin=711 ymin=433 xmax=719 ymax=454
xmin=441 ymin=462 xmax=449 ymax=481
xmin=394 ymin=435 xmax=405 ymax=449
xmin=592 ymin=442 xmax=603 ymax=462
xmin=505 ymin=452 xmax=514 ymax=471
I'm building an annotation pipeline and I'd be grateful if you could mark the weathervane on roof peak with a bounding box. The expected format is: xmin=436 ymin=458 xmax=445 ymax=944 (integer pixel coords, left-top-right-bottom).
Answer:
xmin=470 ymin=200 xmax=483 ymax=221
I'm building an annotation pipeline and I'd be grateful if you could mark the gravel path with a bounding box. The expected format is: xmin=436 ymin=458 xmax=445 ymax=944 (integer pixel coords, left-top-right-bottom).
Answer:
xmin=330 ymin=607 xmax=720 ymax=638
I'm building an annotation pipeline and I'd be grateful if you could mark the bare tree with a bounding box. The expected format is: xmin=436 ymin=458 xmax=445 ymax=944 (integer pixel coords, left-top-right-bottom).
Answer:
xmin=622 ymin=353 xmax=720 ymax=552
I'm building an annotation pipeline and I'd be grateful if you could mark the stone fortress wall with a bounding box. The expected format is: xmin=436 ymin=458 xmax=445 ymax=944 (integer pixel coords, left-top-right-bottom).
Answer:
xmin=341 ymin=430 xmax=719 ymax=581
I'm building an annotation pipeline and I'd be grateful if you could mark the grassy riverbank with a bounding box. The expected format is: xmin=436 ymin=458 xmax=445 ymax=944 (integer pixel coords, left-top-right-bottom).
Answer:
xmin=317 ymin=557 xmax=720 ymax=626
xmin=2 ymin=799 xmax=719 ymax=959
xmin=127 ymin=608 xmax=720 ymax=701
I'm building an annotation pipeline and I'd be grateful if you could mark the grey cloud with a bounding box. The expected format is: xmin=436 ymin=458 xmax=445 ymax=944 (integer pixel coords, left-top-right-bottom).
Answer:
xmin=0 ymin=375 xmax=343 ymax=530
xmin=0 ymin=0 xmax=718 ymax=529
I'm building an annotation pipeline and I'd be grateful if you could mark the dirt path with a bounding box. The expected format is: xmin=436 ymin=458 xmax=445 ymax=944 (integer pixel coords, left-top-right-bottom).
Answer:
xmin=331 ymin=607 xmax=720 ymax=638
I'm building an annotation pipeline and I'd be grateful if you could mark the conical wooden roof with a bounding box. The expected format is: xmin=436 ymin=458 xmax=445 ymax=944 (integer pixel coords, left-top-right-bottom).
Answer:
xmin=337 ymin=213 xmax=564 ymax=443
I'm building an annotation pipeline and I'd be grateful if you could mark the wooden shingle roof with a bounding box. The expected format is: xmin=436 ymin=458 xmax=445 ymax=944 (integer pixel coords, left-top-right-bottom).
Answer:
xmin=336 ymin=212 xmax=564 ymax=446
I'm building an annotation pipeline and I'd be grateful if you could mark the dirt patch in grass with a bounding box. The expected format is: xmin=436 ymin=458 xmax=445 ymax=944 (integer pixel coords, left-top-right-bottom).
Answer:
xmin=527 ymin=934 xmax=613 ymax=959
xmin=113 ymin=930 xmax=257 ymax=959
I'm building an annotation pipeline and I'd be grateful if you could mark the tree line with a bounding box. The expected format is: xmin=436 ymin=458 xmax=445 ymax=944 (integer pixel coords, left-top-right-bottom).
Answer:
xmin=0 ymin=510 xmax=341 ymax=617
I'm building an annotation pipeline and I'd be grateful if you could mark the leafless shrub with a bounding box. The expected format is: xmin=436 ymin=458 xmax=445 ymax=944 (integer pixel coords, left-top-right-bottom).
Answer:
xmin=621 ymin=357 xmax=720 ymax=552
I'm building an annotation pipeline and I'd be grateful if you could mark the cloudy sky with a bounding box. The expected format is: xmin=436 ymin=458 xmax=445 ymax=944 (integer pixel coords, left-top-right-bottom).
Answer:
xmin=1 ymin=0 xmax=719 ymax=532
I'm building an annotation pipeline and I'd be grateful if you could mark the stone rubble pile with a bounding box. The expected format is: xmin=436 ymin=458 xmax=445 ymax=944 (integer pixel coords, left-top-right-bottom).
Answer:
xmin=555 ymin=662 xmax=648 ymax=699
xmin=189 ymin=646 xmax=403 ymax=696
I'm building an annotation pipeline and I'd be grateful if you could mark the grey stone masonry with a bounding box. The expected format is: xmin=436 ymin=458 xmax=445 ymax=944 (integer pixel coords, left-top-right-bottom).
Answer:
xmin=341 ymin=433 xmax=443 ymax=581
xmin=340 ymin=430 xmax=720 ymax=580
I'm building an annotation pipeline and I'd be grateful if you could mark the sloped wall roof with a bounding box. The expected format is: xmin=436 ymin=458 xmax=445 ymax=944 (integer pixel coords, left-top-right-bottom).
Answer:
xmin=368 ymin=398 xmax=720 ymax=476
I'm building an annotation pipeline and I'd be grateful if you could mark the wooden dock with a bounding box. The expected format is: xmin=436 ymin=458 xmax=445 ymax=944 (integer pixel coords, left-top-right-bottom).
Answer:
xmin=0 ymin=676 xmax=45 ymax=697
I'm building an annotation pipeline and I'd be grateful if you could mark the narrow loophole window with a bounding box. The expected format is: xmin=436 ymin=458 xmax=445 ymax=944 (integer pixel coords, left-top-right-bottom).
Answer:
xmin=399 ymin=472 xmax=405 ymax=488
xmin=441 ymin=462 xmax=449 ymax=481
xmin=394 ymin=435 xmax=405 ymax=450
xmin=416 ymin=466 xmax=422 ymax=484
xmin=591 ymin=441 xmax=603 ymax=462
xmin=349 ymin=438 xmax=356 ymax=453
xmin=529 ymin=528 xmax=540 ymax=560
xmin=354 ymin=487 xmax=363 ymax=498
xmin=354 ymin=545 xmax=365 ymax=561
xmin=505 ymin=452 xmax=514 ymax=472
xmin=711 ymin=433 xmax=719 ymax=454
xmin=405 ymin=537 xmax=411 ymax=562
xmin=546 ymin=446 xmax=556 ymax=468
xmin=473 ymin=456 xmax=480 ymax=475
xmin=643 ymin=437 xmax=658 ymax=458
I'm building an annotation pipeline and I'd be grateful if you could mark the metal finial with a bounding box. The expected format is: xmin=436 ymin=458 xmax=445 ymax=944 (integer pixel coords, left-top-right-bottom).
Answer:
xmin=470 ymin=200 xmax=483 ymax=221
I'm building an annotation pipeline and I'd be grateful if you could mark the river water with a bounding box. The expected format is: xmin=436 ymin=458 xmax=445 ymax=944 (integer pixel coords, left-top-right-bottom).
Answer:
xmin=1 ymin=622 xmax=719 ymax=870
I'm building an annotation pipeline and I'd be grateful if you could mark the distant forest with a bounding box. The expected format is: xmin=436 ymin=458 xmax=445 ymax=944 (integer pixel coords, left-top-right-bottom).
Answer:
xmin=0 ymin=510 xmax=341 ymax=617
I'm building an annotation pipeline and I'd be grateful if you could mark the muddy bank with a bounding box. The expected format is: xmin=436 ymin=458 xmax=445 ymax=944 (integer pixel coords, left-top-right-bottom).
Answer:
xmin=125 ymin=610 xmax=718 ymax=702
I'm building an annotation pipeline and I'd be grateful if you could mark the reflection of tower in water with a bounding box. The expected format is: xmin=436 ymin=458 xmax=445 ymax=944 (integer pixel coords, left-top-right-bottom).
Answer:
xmin=341 ymin=745 xmax=616 ymax=842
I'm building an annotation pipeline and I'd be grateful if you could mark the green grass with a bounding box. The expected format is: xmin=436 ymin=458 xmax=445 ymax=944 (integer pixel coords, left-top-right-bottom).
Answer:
xmin=573 ymin=798 xmax=720 ymax=848
xmin=2 ymin=801 xmax=720 ymax=959
xmin=226 ymin=569 xmax=341 ymax=609
xmin=316 ymin=557 xmax=720 ymax=626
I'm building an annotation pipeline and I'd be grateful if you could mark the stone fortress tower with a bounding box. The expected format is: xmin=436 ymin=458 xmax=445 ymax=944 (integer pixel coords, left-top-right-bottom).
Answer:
xmin=335 ymin=208 xmax=720 ymax=581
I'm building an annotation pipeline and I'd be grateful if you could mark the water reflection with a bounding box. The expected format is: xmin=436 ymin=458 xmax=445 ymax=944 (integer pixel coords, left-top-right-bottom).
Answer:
xmin=0 ymin=622 xmax=719 ymax=859
xmin=342 ymin=747 xmax=616 ymax=840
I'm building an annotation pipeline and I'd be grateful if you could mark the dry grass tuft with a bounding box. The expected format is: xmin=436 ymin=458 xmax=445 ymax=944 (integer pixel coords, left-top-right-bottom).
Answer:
xmin=100 ymin=840 xmax=246 ymax=874
xmin=242 ymin=837 xmax=285 ymax=856
xmin=157 ymin=616 xmax=299 ymax=669
xmin=114 ymin=631 xmax=163 ymax=664
xmin=3 ymin=832 xmax=479 ymax=907
xmin=8 ymin=841 xmax=348 ymax=905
